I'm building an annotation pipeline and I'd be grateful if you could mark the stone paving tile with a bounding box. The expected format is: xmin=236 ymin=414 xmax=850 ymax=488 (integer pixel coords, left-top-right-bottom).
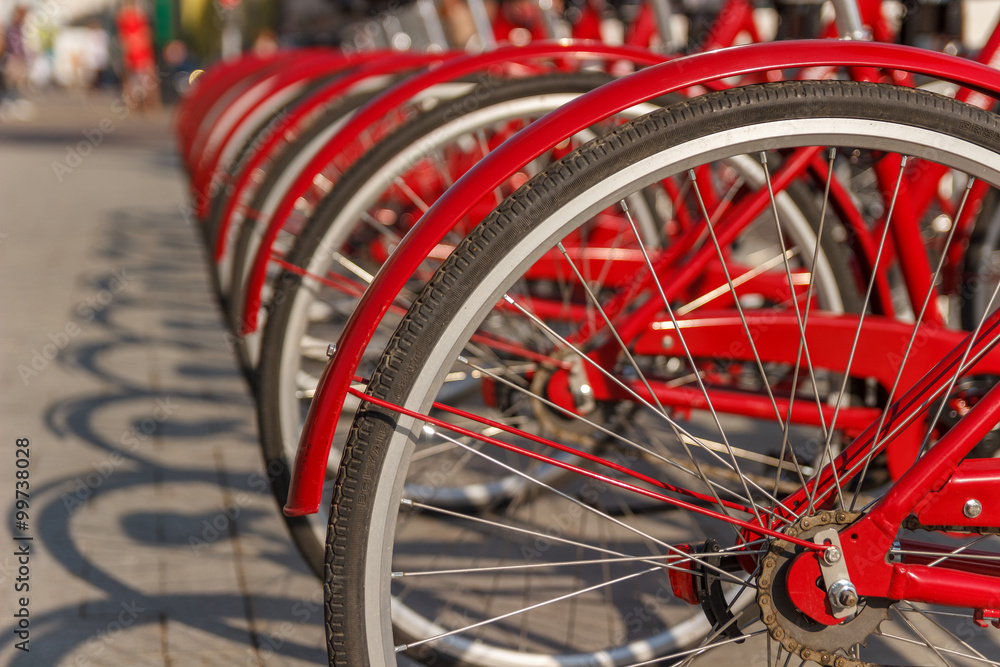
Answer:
xmin=0 ymin=92 xmax=325 ymax=666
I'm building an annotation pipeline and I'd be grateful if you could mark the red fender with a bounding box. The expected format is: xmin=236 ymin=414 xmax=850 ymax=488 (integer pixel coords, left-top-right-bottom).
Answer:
xmin=239 ymin=40 xmax=670 ymax=336
xmin=176 ymin=53 xmax=283 ymax=168
xmin=191 ymin=51 xmax=375 ymax=218
xmin=212 ymin=51 xmax=451 ymax=263
xmin=286 ymin=39 xmax=1000 ymax=516
xmin=179 ymin=51 xmax=309 ymax=169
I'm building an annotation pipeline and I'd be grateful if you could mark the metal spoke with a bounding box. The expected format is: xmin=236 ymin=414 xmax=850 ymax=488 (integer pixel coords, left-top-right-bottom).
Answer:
xmin=899 ymin=602 xmax=997 ymax=665
xmin=421 ymin=424 xmax=756 ymax=587
xmin=396 ymin=567 xmax=661 ymax=653
xmin=555 ymin=237 xmax=755 ymax=543
xmin=430 ymin=147 xmax=455 ymax=189
xmin=683 ymin=171 xmax=806 ymax=521
xmin=360 ymin=209 xmax=404 ymax=244
xmin=458 ymin=353 xmax=772 ymax=511
xmin=495 ymin=294 xmax=801 ymax=521
xmin=636 ymin=588 xmax=763 ymax=666
xmin=394 ymin=555 xmax=703 ymax=579
xmin=687 ymin=168 xmax=790 ymax=433
xmin=835 ymin=322 xmax=1000 ymax=488
xmin=676 ymin=248 xmax=800 ymax=317
xmin=393 ymin=551 xmax=766 ymax=579
xmin=891 ymin=605 xmax=956 ymax=667
xmin=890 ymin=534 xmax=993 ymax=567
xmin=476 ymin=128 xmax=505 ymax=207
xmin=915 ymin=263 xmax=1000 ymax=461
xmin=393 ymin=175 xmax=431 ymax=213
xmin=403 ymin=498 xmax=665 ymax=565
xmin=881 ymin=631 xmax=1000 ymax=666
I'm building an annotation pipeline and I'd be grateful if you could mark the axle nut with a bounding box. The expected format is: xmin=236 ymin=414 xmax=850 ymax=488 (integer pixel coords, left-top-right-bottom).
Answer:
xmin=828 ymin=579 xmax=858 ymax=610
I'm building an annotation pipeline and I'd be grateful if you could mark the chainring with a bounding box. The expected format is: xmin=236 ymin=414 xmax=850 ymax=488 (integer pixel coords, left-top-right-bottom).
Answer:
xmin=757 ymin=510 xmax=890 ymax=667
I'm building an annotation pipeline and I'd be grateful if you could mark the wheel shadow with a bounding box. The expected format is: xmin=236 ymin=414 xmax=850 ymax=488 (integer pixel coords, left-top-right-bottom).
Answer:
xmin=1 ymin=205 xmax=326 ymax=665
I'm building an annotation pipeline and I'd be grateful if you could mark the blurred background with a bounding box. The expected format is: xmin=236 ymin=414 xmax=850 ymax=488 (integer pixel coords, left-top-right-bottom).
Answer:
xmin=3 ymin=0 xmax=1000 ymax=121
xmin=2 ymin=0 xmax=1000 ymax=124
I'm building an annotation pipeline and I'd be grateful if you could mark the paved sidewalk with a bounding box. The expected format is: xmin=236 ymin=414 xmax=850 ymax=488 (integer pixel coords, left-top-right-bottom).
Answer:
xmin=0 ymin=90 xmax=326 ymax=666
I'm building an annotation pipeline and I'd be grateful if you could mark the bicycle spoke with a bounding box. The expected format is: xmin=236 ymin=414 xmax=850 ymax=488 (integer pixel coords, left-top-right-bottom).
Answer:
xmin=458 ymin=354 xmax=737 ymax=490
xmin=881 ymin=631 xmax=1000 ymax=666
xmin=360 ymin=209 xmax=404 ymax=244
xmin=626 ymin=630 xmax=769 ymax=667
xmin=685 ymin=170 xmax=814 ymax=518
xmin=654 ymin=588 xmax=761 ymax=667
xmin=915 ymin=269 xmax=1000 ymax=460
xmin=421 ymin=424 xmax=761 ymax=585
xmin=688 ymin=168 xmax=789 ymax=433
xmin=675 ymin=248 xmax=800 ymax=317
xmin=393 ymin=175 xmax=431 ymax=214
xmin=888 ymin=534 xmax=993 ymax=566
xmin=396 ymin=567 xmax=661 ymax=653
xmin=554 ymin=237 xmax=756 ymax=543
xmin=430 ymin=147 xmax=455 ymax=189
xmin=890 ymin=605 xmax=956 ymax=667
xmin=899 ymin=602 xmax=998 ymax=665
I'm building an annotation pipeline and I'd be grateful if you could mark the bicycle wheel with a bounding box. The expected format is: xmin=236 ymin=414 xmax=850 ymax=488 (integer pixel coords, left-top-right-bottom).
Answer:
xmin=328 ymin=80 xmax=1000 ymax=666
xmin=217 ymin=91 xmax=373 ymax=315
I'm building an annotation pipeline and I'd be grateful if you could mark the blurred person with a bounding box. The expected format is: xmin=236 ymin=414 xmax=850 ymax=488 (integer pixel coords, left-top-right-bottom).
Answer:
xmin=85 ymin=19 xmax=111 ymax=91
xmin=3 ymin=6 xmax=29 ymax=99
xmin=116 ymin=0 xmax=160 ymax=111
xmin=161 ymin=39 xmax=196 ymax=104
xmin=252 ymin=28 xmax=278 ymax=57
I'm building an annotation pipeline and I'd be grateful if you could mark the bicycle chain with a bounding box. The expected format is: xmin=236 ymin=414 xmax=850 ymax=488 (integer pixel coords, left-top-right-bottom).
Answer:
xmin=902 ymin=515 xmax=1000 ymax=535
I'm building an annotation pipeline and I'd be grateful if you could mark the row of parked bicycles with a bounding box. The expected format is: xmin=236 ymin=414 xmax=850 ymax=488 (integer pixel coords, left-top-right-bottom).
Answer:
xmin=174 ymin=0 xmax=1000 ymax=663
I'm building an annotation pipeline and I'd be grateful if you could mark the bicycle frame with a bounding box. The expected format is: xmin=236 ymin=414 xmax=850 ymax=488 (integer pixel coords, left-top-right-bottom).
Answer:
xmin=285 ymin=40 xmax=1000 ymax=522
xmin=779 ymin=310 xmax=1000 ymax=615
